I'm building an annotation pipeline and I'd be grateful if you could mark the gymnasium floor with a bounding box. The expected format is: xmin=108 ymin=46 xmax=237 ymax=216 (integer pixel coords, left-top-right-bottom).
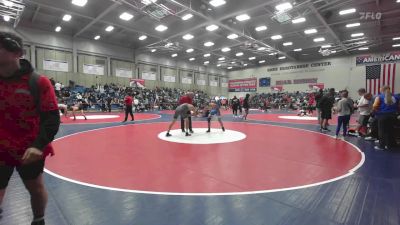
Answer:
xmin=2 ymin=110 xmax=400 ymax=225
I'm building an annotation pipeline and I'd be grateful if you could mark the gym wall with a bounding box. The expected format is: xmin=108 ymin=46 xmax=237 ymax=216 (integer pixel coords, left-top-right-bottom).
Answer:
xmin=12 ymin=26 xmax=228 ymax=96
xmin=228 ymin=56 xmax=400 ymax=99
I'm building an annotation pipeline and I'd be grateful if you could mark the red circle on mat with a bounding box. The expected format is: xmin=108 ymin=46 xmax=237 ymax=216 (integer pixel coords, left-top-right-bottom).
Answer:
xmin=46 ymin=122 xmax=363 ymax=194
xmin=247 ymin=113 xmax=357 ymax=125
xmin=60 ymin=113 xmax=161 ymax=124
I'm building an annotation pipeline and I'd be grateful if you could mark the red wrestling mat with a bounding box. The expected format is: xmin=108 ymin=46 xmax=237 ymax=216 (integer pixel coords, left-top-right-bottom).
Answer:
xmin=60 ymin=113 xmax=161 ymax=124
xmin=46 ymin=122 xmax=363 ymax=194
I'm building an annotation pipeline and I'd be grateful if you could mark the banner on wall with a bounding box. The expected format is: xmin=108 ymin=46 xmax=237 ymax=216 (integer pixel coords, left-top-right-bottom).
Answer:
xmin=259 ymin=77 xmax=271 ymax=87
xmin=275 ymin=78 xmax=318 ymax=85
xmin=271 ymin=85 xmax=283 ymax=92
xmin=141 ymin=72 xmax=157 ymax=80
xmin=356 ymin=52 xmax=400 ymax=66
xmin=43 ymin=59 xmax=69 ymax=72
xmin=163 ymin=75 xmax=176 ymax=83
xmin=197 ymin=80 xmax=206 ymax=86
xmin=116 ymin=68 xmax=133 ymax=78
xmin=83 ymin=64 xmax=104 ymax=75
xmin=309 ymin=83 xmax=325 ymax=90
xmin=228 ymin=78 xmax=257 ymax=92
xmin=210 ymin=81 xmax=218 ymax=87
xmin=182 ymin=77 xmax=192 ymax=84
xmin=130 ymin=79 xmax=145 ymax=88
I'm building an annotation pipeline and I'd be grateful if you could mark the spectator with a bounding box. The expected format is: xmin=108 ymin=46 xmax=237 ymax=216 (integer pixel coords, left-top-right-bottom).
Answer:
xmin=319 ymin=88 xmax=335 ymax=132
xmin=335 ymin=90 xmax=353 ymax=139
xmin=373 ymin=86 xmax=399 ymax=150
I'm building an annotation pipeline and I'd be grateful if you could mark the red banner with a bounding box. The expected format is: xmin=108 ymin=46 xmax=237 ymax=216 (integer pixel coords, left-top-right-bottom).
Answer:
xmin=271 ymin=85 xmax=283 ymax=91
xmin=130 ymin=79 xmax=145 ymax=88
xmin=228 ymin=78 xmax=257 ymax=92
xmin=309 ymin=83 xmax=324 ymax=90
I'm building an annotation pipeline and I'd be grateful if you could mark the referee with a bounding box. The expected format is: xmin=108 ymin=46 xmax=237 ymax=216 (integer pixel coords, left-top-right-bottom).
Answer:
xmin=122 ymin=92 xmax=134 ymax=122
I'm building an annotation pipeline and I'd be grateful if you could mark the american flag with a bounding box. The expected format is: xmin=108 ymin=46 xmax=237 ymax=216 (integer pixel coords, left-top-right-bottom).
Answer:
xmin=366 ymin=64 xmax=397 ymax=95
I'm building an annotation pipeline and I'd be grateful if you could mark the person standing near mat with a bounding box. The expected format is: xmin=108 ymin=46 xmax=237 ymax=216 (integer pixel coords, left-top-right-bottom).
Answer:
xmin=0 ymin=31 xmax=60 ymax=225
xmin=207 ymin=100 xmax=225 ymax=133
xmin=319 ymin=88 xmax=335 ymax=132
xmin=122 ymin=92 xmax=134 ymax=122
xmin=242 ymin=94 xmax=250 ymax=120
xmin=179 ymin=92 xmax=194 ymax=133
xmin=231 ymin=96 xmax=240 ymax=117
xmin=315 ymin=89 xmax=323 ymax=123
xmin=166 ymin=103 xmax=196 ymax=137
xmin=334 ymin=90 xmax=353 ymax=139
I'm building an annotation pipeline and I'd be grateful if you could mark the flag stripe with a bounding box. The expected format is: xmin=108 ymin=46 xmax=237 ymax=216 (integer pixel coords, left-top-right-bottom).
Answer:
xmin=382 ymin=64 xmax=386 ymax=89
xmin=393 ymin=64 xmax=396 ymax=94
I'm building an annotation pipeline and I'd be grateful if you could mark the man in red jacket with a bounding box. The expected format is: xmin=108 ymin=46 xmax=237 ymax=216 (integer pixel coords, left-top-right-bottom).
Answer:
xmin=0 ymin=32 xmax=60 ymax=225
xmin=179 ymin=92 xmax=194 ymax=133
xmin=122 ymin=92 xmax=134 ymax=122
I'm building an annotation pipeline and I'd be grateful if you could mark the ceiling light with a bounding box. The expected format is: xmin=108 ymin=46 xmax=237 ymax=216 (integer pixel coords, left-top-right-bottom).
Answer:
xmin=94 ymin=35 xmax=100 ymax=40
xmin=221 ymin=47 xmax=231 ymax=52
xmin=155 ymin=25 xmax=168 ymax=32
xmin=230 ymin=62 xmax=235 ymax=64
xmin=105 ymin=26 xmax=114 ymax=32
xmin=358 ymin=47 xmax=369 ymax=50
xmin=138 ymin=35 xmax=147 ymax=40
xmin=269 ymin=52 xmax=277 ymax=55
xmin=304 ymin=28 xmax=317 ymax=34
xmin=346 ymin=22 xmax=360 ymax=28
xmin=351 ymin=33 xmax=364 ymax=37
xmin=321 ymin=45 xmax=331 ymax=48
xmin=293 ymin=48 xmax=302 ymax=52
xmin=255 ymin=26 xmax=267 ymax=31
xmin=236 ymin=14 xmax=250 ymax=21
xmin=313 ymin=37 xmax=325 ymax=42
xmin=331 ymin=50 xmax=337 ymax=53
xmin=204 ymin=53 xmax=211 ymax=57
xmin=218 ymin=57 xmax=225 ymax=61
xmin=171 ymin=53 xmax=178 ymax=57
xmin=276 ymin=2 xmax=292 ymax=12
xmin=186 ymin=48 xmax=194 ymax=53
xmin=393 ymin=44 xmax=400 ymax=47
xmin=227 ymin=66 xmax=233 ymax=69
xmin=3 ymin=15 xmax=10 ymax=22
xmin=249 ymin=57 xmax=256 ymax=60
xmin=204 ymin=61 xmax=209 ymax=64
xmin=259 ymin=60 xmax=266 ymax=64
xmin=236 ymin=52 xmax=244 ymax=56
xmin=151 ymin=49 xmax=157 ymax=53
xmin=72 ymin=0 xmax=87 ymax=7
xmin=55 ymin=26 xmax=62 ymax=32
xmin=141 ymin=0 xmax=157 ymax=5
xmin=392 ymin=37 xmax=400 ymax=40
xmin=62 ymin=14 xmax=72 ymax=22
xmin=227 ymin=33 xmax=239 ymax=39
xmin=206 ymin=24 xmax=219 ymax=31
xmin=204 ymin=41 xmax=215 ymax=47
xmin=120 ymin=12 xmax=134 ymax=21
xmin=257 ymin=47 xmax=266 ymax=51
xmin=278 ymin=56 xmax=286 ymax=60
xmin=182 ymin=34 xmax=194 ymax=40
xmin=271 ymin=35 xmax=282 ymax=40
xmin=182 ymin=13 xmax=193 ymax=21
xmin=283 ymin=42 xmax=293 ymax=46
xmin=243 ymin=64 xmax=248 ymax=66
xmin=217 ymin=64 xmax=221 ymax=67
xmin=292 ymin=17 xmax=306 ymax=24
xmin=339 ymin=8 xmax=356 ymax=15
xmin=357 ymin=41 xmax=367 ymax=44
xmin=189 ymin=58 xmax=195 ymax=61
xmin=209 ymin=0 xmax=226 ymax=7
xmin=397 ymin=0 xmax=400 ymax=3
xmin=3 ymin=0 xmax=13 ymax=7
